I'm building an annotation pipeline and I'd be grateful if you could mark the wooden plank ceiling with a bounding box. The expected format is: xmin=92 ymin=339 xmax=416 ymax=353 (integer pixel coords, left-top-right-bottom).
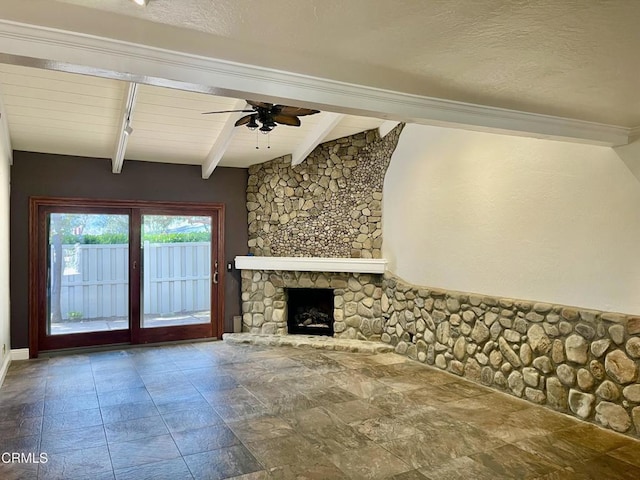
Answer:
xmin=0 ymin=63 xmax=386 ymax=172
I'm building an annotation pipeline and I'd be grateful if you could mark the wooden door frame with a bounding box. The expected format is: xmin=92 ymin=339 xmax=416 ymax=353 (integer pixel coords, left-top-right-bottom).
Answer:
xmin=28 ymin=196 xmax=225 ymax=358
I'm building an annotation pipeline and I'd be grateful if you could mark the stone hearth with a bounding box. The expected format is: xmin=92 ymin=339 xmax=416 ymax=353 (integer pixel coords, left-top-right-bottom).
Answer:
xmin=241 ymin=270 xmax=383 ymax=340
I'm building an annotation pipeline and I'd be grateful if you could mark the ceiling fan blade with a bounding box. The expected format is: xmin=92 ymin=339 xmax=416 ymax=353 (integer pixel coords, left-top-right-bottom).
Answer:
xmin=277 ymin=106 xmax=320 ymax=117
xmin=246 ymin=100 xmax=273 ymax=109
xmin=273 ymin=114 xmax=301 ymax=127
xmin=235 ymin=114 xmax=255 ymax=127
xmin=202 ymin=109 xmax=253 ymax=114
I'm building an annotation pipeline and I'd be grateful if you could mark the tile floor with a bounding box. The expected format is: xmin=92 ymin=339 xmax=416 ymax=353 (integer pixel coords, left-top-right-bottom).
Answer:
xmin=1 ymin=341 xmax=640 ymax=479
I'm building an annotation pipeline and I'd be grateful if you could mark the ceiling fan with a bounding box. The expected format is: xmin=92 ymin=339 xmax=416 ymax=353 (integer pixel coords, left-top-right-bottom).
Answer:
xmin=202 ymin=100 xmax=320 ymax=133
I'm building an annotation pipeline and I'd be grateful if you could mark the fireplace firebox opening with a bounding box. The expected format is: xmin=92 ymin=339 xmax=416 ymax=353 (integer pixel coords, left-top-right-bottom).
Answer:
xmin=286 ymin=288 xmax=334 ymax=336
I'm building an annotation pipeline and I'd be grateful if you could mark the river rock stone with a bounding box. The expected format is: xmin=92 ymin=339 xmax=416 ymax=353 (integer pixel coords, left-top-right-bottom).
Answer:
xmin=605 ymin=350 xmax=638 ymax=384
xmin=525 ymin=387 xmax=546 ymax=404
xmin=470 ymin=321 xmax=490 ymax=344
xmin=446 ymin=297 xmax=460 ymax=313
xmin=591 ymin=339 xmax=611 ymax=358
xmin=596 ymin=380 xmax=620 ymax=401
xmin=395 ymin=341 xmax=408 ymax=354
xmin=499 ymin=316 xmax=513 ymax=329
xmin=568 ymin=389 xmax=595 ymax=419
xmin=494 ymin=371 xmax=507 ymax=388
xmin=490 ymin=322 xmax=502 ymax=341
xmin=547 ymin=377 xmax=568 ymax=410
xmin=551 ymin=339 xmax=565 ymax=364
xmin=504 ymin=329 xmax=521 ymax=343
xmin=527 ymin=324 xmax=551 ymax=354
xmin=498 ymin=337 xmax=521 ymax=368
xmin=557 ymin=364 xmax=576 ymax=387
xmin=427 ymin=345 xmax=435 ymax=364
xmin=626 ymin=337 xmax=640 ymax=359
xmin=464 ymin=358 xmax=481 ymax=382
xmin=575 ymin=323 xmax=596 ymax=340
xmin=590 ymin=360 xmax=605 ymax=381
xmin=435 ymin=354 xmax=447 ymax=369
xmin=628 ymin=317 xmax=640 ymax=335
xmin=533 ymin=302 xmax=553 ymax=314
xmin=595 ymin=401 xmax=631 ymax=432
xmin=633 ymin=407 xmax=640 ymax=433
xmin=565 ymin=335 xmax=589 ymax=364
xmin=450 ymin=360 xmax=464 ymax=375
xmin=609 ymin=325 xmax=625 ymax=345
xmin=559 ymin=321 xmax=573 ymax=336
xmin=436 ymin=322 xmax=451 ymax=344
xmin=475 ymin=352 xmax=488 ymax=366
xmin=514 ymin=318 xmax=528 ymax=334
xmin=453 ymin=337 xmax=466 ymax=361
xmin=623 ymin=385 xmax=640 ymax=402
xmin=577 ymin=369 xmax=595 ymax=391
xmin=526 ymin=311 xmax=545 ymax=323
xmin=522 ymin=367 xmax=539 ymax=387
xmin=533 ymin=356 xmax=553 ymax=374
xmin=508 ymin=371 xmax=525 ymax=397
xmin=519 ymin=343 xmax=533 ymax=366
xmin=481 ymin=366 xmax=493 ymax=385
xmin=561 ymin=308 xmax=579 ymax=321
xmin=489 ymin=350 xmax=503 ymax=368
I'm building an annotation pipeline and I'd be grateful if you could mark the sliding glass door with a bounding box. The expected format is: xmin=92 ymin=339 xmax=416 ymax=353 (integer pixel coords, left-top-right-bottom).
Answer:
xmin=31 ymin=199 xmax=224 ymax=355
xmin=136 ymin=211 xmax=219 ymax=344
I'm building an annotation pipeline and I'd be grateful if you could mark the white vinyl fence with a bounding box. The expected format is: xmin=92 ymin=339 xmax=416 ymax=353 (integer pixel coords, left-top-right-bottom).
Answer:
xmin=57 ymin=242 xmax=210 ymax=319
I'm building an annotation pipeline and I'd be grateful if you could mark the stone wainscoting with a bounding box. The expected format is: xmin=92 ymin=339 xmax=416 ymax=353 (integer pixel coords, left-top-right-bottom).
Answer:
xmin=382 ymin=273 xmax=640 ymax=438
xmin=246 ymin=125 xmax=403 ymax=258
xmin=241 ymin=270 xmax=383 ymax=340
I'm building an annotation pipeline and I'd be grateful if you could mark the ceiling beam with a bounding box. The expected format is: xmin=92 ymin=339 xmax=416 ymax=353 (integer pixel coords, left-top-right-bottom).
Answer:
xmin=291 ymin=113 xmax=344 ymax=166
xmin=0 ymin=19 xmax=632 ymax=147
xmin=112 ymin=82 xmax=138 ymax=174
xmin=0 ymin=90 xmax=12 ymax=165
xmin=201 ymin=99 xmax=247 ymax=179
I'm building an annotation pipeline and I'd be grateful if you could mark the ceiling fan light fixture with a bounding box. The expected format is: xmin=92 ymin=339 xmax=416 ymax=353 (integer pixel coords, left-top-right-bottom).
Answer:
xmin=246 ymin=116 xmax=259 ymax=131
xmin=259 ymin=124 xmax=272 ymax=134
xmin=132 ymin=0 xmax=148 ymax=6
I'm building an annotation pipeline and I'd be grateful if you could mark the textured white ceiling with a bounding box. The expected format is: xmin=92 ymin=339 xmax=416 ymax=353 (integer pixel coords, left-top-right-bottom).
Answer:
xmin=45 ymin=0 xmax=640 ymax=127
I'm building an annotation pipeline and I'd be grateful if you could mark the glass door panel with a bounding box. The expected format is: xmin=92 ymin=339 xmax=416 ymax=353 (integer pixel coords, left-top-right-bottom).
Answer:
xmin=141 ymin=214 xmax=212 ymax=329
xmin=47 ymin=212 xmax=130 ymax=336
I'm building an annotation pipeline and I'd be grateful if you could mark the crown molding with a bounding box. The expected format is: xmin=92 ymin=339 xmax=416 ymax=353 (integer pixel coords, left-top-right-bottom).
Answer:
xmin=0 ymin=19 xmax=632 ymax=147
xmin=629 ymin=126 xmax=640 ymax=143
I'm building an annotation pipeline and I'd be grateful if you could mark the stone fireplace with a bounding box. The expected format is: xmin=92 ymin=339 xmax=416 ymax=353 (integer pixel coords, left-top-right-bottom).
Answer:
xmin=237 ymin=256 xmax=386 ymax=340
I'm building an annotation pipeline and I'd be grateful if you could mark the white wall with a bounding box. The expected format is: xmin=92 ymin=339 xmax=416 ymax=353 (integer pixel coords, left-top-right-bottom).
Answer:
xmin=0 ymin=132 xmax=10 ymax=383
xmin=383 ymin=124 xmax=640 ymax=315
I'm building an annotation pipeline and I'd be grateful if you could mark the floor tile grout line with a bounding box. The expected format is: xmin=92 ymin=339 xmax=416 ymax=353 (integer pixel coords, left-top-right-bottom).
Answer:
xmin=90 ymin=361 xmax=117 ymax=480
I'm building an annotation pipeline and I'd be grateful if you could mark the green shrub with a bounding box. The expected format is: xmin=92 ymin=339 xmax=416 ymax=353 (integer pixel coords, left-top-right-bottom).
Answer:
xmin=60 ymin=232 xmax=210 ymax=245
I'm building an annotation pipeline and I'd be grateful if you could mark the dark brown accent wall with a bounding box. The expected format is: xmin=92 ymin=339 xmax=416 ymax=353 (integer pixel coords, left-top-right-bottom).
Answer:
xmin=10 ymin=152 xmax=248 ymax=349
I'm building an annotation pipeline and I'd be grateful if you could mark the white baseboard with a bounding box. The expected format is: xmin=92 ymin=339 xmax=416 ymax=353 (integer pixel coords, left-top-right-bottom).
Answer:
xmin=0 ymin=353 xmax=10 ymax=388
xmin=11 ymin=348 xmax=29 ymax=361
